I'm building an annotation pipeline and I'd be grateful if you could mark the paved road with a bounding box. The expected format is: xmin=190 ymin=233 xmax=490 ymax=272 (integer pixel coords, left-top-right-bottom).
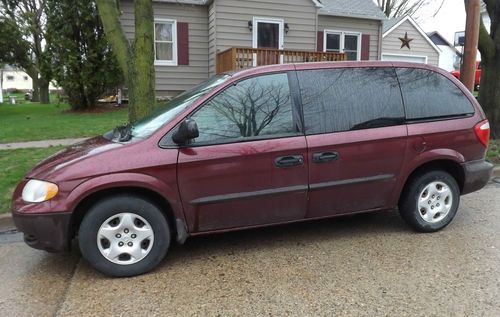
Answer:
xmin=1 ymin=182 xmax=499 ymax=316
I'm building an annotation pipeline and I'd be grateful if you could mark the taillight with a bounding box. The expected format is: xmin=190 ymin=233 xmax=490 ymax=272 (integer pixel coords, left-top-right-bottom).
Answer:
xmin=474 ymin=120 xmax=490 ymax=147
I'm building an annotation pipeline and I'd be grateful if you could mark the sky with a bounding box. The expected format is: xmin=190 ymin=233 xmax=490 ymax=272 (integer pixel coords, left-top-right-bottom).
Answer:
xmin=413 ymin=0 xmax=467 ymax=44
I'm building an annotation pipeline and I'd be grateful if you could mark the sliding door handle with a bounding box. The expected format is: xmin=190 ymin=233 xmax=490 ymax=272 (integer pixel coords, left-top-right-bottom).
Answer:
xmin=313 ymin=151 xmax=339 ymax=163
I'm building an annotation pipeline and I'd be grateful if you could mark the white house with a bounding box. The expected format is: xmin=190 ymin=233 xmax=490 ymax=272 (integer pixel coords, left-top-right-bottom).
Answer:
xmin=0 ymin=65 xmax=59 ymax=103
xmin=427 ymin=31 xmax=461 ymax=71
xmin=1 ymin=65 xmax=33 ymax=92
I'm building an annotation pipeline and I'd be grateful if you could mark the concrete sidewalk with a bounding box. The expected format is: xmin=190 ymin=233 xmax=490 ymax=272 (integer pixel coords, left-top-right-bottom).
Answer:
xmin=0 ymin=138 xmax=88 ymax=150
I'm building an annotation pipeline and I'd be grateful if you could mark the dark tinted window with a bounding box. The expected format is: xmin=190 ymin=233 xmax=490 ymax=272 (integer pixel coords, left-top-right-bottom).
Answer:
xmin=396 ymin=68 xmax=474 ymax=120
xmin=297 ymin=67 xmax=404 ymax=134
xmin=191 ymin=73 xmax=295 ymax=144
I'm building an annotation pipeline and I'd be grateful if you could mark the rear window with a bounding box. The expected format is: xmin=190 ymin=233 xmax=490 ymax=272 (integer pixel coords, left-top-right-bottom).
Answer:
xmin=297 ymin=67 xmax=405 ymax=134
xmin=395 ymin=68 xmax=475 ymax=120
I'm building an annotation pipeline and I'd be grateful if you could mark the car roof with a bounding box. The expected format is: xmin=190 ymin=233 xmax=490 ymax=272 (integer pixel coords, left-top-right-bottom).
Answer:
xmin=230 ymin=61 xmax=447 ymax=81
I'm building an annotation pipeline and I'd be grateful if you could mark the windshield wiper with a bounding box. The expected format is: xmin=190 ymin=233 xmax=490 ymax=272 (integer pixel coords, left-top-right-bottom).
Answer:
xmin=113 ymin=123 xmax=133 ymax=142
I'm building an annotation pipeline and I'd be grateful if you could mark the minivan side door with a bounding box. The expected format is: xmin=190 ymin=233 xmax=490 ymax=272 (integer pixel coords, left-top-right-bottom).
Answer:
xmin=175 ymin=72 xmax=309 ymax=233
xmin=295 ymin=66 xmax=408 ymax=218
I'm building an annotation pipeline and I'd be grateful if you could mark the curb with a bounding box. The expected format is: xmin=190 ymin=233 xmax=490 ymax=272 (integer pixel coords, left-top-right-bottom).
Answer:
xmin=0 ymin=213 xmax=12 ymax=220
xmin=0 ymin=213 xmax=14 ymax=231
xmin=493 ymin=165 xmax=500 ymax=177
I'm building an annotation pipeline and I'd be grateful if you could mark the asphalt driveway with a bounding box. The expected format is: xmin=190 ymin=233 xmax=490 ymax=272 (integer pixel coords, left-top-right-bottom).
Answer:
xmin=1 ymin=181 xmax=499 ymax=316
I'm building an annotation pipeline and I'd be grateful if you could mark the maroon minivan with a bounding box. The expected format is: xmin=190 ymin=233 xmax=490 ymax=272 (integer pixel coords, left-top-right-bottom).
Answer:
xmin=12 ymin=62 xmax=493 ymax=277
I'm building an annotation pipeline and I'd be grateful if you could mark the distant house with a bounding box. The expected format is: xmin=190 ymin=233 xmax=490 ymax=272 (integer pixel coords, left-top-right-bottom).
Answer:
xmin=381 ymin=15 xmax=440 ymax=66
xmin=427 ymin=31 xmax=461 ymax=71
xmin=1 ymin=65 xmax=33 ymax=92
xmin=119 ymin=0 xmax=386 ymax=96
xmin=0 ymin=65 xmax=59 ymax=100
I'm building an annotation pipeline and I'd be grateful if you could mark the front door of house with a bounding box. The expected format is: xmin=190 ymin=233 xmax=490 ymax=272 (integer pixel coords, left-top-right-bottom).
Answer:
xmin=253 ymin=18 xmax=284 ymax=66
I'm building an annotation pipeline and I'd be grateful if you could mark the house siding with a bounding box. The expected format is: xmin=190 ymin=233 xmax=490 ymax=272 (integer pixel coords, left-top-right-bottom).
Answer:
xmin=214 ymin=0 xmax=318 ymax=53
xmin=121 ymin=0 xmax=209 ymax=95
xmin=318 ymin=16 xmax=381 ymax=60
xmin=382 ymin=20 xmax=439 ymax=66
xmin=208 ymin=2 xmax=217 ymax=76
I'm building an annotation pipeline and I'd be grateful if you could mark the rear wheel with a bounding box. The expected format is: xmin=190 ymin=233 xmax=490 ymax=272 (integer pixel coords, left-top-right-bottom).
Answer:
xmin=399 ymin=170 xmax=460 ymax=232
xmin=79 ymin=195 xmax=170 ymax=277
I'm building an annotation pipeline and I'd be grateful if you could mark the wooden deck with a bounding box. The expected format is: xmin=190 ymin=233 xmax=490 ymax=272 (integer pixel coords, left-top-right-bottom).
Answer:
xmin=216 ymin=47 xmax=347 ymax=74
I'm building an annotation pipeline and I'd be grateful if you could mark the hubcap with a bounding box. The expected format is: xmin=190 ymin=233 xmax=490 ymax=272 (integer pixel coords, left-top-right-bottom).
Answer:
xmin=97 ymin=213 xmax=154 ymax=265
xmin=417 ymin=181 xmax=453 ymax=223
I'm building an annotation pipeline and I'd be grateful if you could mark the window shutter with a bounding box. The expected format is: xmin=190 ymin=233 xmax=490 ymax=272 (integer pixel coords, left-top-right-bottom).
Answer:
xmin=177 ymin=22 xmax=189 ymax=65
xmin=361 ymin=34 xmax=370 ymax=60
xmin=317 ymin=31 xmax=324 ymax=52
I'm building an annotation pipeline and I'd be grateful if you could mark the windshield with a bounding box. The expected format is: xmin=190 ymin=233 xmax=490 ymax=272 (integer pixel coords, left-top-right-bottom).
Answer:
xmin=129 ymin=74 xmax=230 ymax=139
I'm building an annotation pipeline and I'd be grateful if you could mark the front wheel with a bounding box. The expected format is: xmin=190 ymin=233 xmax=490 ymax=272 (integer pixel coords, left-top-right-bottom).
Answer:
xmin=78 ymin=195 xmax=170 ymax=277
xmin=399 ymin=170 xmax=460 ymax=232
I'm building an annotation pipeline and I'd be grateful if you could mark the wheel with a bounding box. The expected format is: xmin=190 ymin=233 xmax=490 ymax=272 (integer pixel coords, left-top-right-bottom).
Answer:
xmin=399 ymin=170 xmax=460 ymax=232
xmin=78 ymin=195 xmax=170 ymax=277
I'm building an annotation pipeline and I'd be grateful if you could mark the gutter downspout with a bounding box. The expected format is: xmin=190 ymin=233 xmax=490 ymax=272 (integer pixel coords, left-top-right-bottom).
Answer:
xmin=378 ymin=21 xmax=383 ymax=60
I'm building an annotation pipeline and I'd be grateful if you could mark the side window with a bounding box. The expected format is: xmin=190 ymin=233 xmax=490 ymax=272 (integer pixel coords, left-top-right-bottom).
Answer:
xmin=396 ymin=68 xmax=475 ymax=120
xmin=297 ymin=67 xmax=405 ymax=135
xmin=191 ymin=73 xmax=296 ymax=144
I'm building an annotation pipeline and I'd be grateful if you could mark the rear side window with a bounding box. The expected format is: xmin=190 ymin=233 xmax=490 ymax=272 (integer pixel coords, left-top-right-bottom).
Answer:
xmin=297 ymin=67 xmax=405 ymax=134
xmin=395 ymin=68 xmax=475 ymax=120
xmin=190 ymin=73 xmax=296 ymax=144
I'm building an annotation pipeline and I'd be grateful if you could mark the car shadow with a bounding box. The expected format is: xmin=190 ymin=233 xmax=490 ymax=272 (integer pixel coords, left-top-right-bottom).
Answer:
xmin=163 ymin=209 xmax=410 ymax=267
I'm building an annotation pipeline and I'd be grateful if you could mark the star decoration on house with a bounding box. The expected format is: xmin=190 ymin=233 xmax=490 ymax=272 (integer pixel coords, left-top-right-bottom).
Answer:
xmin=399 ymin=32 xmax=413 ymax=49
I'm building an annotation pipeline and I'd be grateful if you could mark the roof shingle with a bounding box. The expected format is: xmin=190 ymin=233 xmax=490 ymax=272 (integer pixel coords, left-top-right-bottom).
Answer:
xmin=318 ymin=0 xmax=387 ymax=21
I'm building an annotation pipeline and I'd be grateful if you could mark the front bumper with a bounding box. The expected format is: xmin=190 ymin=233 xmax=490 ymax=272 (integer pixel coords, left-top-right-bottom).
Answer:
xmin=461 ymin=159 xmax=494 ymax=195
xmin=12 ymin=211 xmax=72 ymax=252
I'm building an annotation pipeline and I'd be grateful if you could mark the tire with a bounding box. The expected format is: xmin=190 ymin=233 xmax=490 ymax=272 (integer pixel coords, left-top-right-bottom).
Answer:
xmin=78 ymin=195 xmax=170 ymax=277
xmin=398 ymin=170 xmax=460 ymax=232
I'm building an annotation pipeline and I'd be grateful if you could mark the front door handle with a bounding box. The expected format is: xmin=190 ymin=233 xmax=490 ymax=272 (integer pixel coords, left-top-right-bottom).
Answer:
xmin=274 ymin=155 xmax=304 ymax=168
xmin=313 ymin=151 xmax=339 ymax=163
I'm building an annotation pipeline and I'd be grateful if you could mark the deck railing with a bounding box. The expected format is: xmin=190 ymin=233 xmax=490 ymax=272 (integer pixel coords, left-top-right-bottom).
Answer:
xmin=216 ymin=47 xmax=347 ymax=74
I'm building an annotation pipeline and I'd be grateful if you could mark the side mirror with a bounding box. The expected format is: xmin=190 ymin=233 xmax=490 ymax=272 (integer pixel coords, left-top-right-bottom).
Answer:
xmin=172 ymin=119 xmax=199 ymax=145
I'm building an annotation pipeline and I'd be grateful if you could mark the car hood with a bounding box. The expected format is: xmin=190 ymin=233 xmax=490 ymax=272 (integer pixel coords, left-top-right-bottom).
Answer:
xmin=26 ymin=136 xmax=123 ymax=180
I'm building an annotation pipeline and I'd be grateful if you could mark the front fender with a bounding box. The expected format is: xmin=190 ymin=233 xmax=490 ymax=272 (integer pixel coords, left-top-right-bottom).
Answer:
xmin=63 ymin=173 xmax=185 ymax=222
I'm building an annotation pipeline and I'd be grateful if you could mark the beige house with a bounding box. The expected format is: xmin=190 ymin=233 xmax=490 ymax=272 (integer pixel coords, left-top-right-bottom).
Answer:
xmin=381 ymin=15 xmax=440 ymax=66
xmin=120 ymin=0 xmax=386 ymax=96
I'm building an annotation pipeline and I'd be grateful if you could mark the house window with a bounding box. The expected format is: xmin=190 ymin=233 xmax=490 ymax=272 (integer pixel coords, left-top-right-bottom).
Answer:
xmin=6 ymin=75 xmax=14 ymax=81
xmin=23 ymin=76 xmax=29 ymax=81
xmin=154 ymin=19 xmax=177 ymax=66
xmin=324 ymin=31 xmax=361 ymax=61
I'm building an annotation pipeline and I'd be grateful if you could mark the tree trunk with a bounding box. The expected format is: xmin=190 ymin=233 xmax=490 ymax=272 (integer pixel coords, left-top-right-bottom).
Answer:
xmin=39 ymin=78 xmax=50 ymax=104
xmin=478 ymin=59 xmax=500 ymax=138
xmin=31 ymin=76 xmax=40 ymax=102
xmin=96 ymin=0 xmax=156 ymax=122
xmin=129 ymin=0 xmax=156 ymax=121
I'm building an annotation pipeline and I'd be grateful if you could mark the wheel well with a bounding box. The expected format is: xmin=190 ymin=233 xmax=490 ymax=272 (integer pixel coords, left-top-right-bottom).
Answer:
xmin=401 ymin=160 xmax=465 ymax=199
xmin=70 ymin=187 xmax=177 ymax=240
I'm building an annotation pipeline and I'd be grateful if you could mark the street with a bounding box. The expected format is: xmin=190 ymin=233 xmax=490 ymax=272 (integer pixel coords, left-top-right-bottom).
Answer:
xmin=1 ymin=181 xmax=499 ymax=317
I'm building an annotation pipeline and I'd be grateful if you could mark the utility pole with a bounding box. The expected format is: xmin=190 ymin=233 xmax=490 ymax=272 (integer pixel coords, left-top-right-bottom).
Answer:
xmin=463 ymin=0 xmax=481 ymax=92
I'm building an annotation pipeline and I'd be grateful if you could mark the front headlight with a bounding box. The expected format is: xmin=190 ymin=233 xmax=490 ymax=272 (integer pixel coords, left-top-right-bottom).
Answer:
xmin=22 ymin=180 xmax=59 ymax=203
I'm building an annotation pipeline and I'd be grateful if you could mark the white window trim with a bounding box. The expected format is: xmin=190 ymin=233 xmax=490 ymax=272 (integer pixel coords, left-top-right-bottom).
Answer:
xmin=252 ymin=17 xmax=285 ymax=50
xmin=323 ymin=30 xmax=362 ymax=61
xmin=154 ymin=18 xmax=178 ymax=66
xmin=381 ymin=53 xmax=428 ymax=64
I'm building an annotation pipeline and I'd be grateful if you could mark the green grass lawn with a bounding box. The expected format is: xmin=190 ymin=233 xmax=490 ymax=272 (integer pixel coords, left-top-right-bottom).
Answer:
xmin=0 ymin=146 xmax=64 ymax=213
xmin=0 ymin=100 xmax=128 ymax=143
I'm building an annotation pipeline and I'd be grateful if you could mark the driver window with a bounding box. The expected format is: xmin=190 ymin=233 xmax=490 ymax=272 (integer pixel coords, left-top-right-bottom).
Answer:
xmin=190 ymin=73 xmax=295 ymax=144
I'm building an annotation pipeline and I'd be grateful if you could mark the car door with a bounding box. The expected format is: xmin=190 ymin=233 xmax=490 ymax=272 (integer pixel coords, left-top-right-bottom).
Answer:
xmin=176 ymin=72 xmax=308 ymax=233
xmin=295 ymin=66 xmax=408 ymax=218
